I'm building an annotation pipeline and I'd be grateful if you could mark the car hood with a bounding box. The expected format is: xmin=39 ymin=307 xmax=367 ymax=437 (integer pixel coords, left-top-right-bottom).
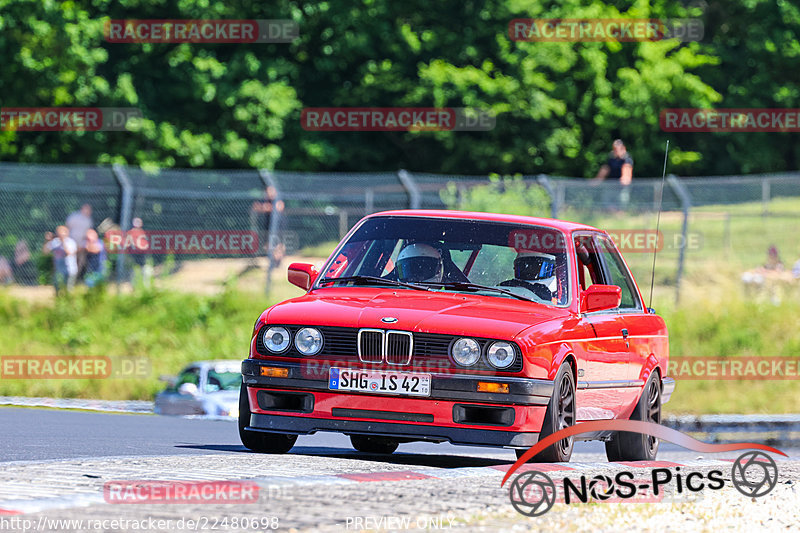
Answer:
xmin=265 ymin=287 xmax=569 ymax=340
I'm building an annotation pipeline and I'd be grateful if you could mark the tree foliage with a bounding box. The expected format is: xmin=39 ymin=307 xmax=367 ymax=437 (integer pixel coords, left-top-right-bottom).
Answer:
xmin=0 ymin=0 xmax=796 ymax=176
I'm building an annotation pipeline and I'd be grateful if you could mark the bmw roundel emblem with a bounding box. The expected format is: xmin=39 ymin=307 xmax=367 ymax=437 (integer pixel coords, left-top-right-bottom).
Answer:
xmin=381 ymin=317 xmax=398 ymax=324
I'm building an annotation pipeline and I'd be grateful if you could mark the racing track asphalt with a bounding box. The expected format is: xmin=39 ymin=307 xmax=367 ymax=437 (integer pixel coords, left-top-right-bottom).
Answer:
xmin=3 ymin=407 xmax=798 ymax=464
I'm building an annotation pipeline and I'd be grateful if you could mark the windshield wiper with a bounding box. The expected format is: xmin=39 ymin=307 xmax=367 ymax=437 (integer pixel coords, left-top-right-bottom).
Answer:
xmin=318 ymin=275 xmax=432 ymax=292
xmin=420 ymin=281 xmax=535 ymax=302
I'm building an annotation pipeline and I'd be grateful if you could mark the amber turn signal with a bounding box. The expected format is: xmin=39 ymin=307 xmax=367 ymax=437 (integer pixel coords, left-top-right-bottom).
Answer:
xmin=477 ymin=382 xmax=509 ymax=393
xmin=260 ymin=366 xmax=289 ymax=378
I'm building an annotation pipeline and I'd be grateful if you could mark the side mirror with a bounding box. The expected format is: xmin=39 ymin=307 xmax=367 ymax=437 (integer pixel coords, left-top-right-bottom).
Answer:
xmin=178 ymin=382 xmax=199 ymax=396
xmin=288 ymin=262 xmax=319 ymax=291
xmin=580 ymin=284 xmax=621 ymax=313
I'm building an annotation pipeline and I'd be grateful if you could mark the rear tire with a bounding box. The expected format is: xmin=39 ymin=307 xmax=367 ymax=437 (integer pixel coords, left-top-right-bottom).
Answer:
xmin=605 ymin=373 xmax=661 ymax=462
xmin=350 ymin=435 xmax=399 ymax=454
xmin=516 ymin=362 xmax=575 ymax=463
xmin=238 ymin=383 xmax=297 ymax=454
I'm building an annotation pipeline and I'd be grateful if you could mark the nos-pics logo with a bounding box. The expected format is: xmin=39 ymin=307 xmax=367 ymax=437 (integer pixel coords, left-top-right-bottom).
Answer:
xmin=502 ymin=421 xmax=782 ymax=517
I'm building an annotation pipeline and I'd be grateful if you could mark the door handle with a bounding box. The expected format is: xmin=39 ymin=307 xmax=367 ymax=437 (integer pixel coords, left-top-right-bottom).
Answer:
xmin=621 ymin=328 xmax=629 ymax=338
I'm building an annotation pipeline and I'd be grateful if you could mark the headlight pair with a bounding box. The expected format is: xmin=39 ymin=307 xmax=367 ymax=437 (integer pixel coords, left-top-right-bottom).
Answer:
xmin=262 ymin=326 xmax=323 ymax=356
xmin=451 ymin=338 xmax=516 ymax=369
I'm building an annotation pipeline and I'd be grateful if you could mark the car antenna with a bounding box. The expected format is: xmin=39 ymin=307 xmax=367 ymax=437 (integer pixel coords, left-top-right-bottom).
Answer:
xmin=648 ymin=140 xmax=670 ymax=311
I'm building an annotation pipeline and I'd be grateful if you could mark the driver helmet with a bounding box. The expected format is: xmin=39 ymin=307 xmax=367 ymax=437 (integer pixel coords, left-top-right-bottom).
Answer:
xmin=396 ymin=243 xmax=443 ymax=283
xmin=514 ymin=250 xmax=557 ymax=291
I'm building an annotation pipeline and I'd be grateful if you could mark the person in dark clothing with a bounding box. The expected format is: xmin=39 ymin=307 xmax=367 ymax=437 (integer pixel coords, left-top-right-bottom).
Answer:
xmin=592 ymin=139 xmax=634 ymax=208
xmin=251 ymin=186 xmax=285 ymax=262
xmin=13 ymin=239 xmax=37 ymax=285
xmin=84 ymin=229 xmax=108 ymax=287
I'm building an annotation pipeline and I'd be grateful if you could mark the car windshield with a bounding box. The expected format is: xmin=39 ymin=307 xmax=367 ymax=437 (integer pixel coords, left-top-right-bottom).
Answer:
xmin=316 ymin=216 xmax=570 ymax=306
xmin=205 ymin=369 xmax=241 ymax=392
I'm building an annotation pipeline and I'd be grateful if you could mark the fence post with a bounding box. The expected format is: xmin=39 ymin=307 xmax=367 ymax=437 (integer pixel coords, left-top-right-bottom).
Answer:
xmin=111 ymin=164 xmax=133 ymax=289
xmin=339 ymin=210 xmax=348 ymax=239
xmin=258 ymin=169 xmax=281 ymax=295
xmin=535 ymin=174 xmax=558 ymax=218
xmin=397 ymin=169 xmax=421 ymax=209
xmin=762 ymin=178 xmax=770 ymax=216
xmin=666 ymin=175 xmax=691 ymax=304
xmin=364 ymin=188 xmax=374 ymax=215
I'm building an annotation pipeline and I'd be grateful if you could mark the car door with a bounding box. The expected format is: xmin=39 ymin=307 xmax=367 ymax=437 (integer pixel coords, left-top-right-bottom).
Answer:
xmin=573 ymin=234 xmax=631 ymax=420
xmin=595 ymin=234 xmax=658 ymax=391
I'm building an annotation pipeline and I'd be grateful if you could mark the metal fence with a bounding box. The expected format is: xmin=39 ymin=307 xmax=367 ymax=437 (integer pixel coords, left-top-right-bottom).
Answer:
xmin=1 ymin=163 xmax=799 ymax=301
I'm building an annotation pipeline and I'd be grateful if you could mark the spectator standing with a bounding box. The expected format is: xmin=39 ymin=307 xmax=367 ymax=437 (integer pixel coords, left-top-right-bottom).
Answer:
xmin=251 ymin=186 xmax=285 ymax=259
xmin=66 ymin=203 xmax=94 ymax=276
xmin=42 ymin=225 xmax=78 ymax=294
xmin=13 ymin=240 xmax=37 ymax=285
xmin=0 ymin=256 xmax=12 ymax=284
xmin=128 ymin=217 xmax=153 ymax=288
xmin=84 ymin=229 xmax=108 ymax=287
xmin=592 ymin=139 xmax=634 ymax=209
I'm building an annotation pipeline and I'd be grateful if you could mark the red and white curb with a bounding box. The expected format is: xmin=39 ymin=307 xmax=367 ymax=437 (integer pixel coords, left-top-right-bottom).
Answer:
xmin=0 ymin=458 xmax=749 ymax=516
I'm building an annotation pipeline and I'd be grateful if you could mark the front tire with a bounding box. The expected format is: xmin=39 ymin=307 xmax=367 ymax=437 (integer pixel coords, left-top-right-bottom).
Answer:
xmin=605 ymin=372 xmax=661 ymax=462
xmin=238 ymin=383 xmax=297 ymax=454
xmin=350 ymin=435 xmax=399 ymax=454
xmin=516 ymin=362 xmax=575 ymax=463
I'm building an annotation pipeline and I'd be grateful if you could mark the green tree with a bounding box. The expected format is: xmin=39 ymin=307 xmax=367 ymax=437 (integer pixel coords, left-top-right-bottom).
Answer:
xmin=3 ymin=0 xmax=792 ymax=178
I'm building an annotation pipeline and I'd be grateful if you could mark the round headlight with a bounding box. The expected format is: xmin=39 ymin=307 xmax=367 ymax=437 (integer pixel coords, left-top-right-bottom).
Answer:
xmin=487 ymin=341 xmax=516 ymax=369
xmin=294 ymin=327 xmax=323 ymax=355
xmin=263 ymin=326 xmax=290 ymax=353
xmin=451 ymin=338 xmax=481 ymax=366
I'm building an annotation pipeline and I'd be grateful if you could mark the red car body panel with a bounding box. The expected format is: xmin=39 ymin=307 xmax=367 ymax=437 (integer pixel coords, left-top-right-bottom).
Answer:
xmin=242 ymin=210 xmax=672 ymax=450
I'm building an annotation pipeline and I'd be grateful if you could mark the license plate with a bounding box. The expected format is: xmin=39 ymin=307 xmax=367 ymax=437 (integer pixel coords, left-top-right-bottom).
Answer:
xmin=328 ymin=368 xmax=431 ymax=397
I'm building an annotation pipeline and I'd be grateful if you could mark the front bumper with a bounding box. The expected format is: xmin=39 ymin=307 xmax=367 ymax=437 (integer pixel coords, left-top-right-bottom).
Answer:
xmin=246 ymin=411 xmax=541 ymax=448
xmin=241 ymin=359 xmax=553 ymax=405
xmin=241 ymin=359 xmax=553 ymax=448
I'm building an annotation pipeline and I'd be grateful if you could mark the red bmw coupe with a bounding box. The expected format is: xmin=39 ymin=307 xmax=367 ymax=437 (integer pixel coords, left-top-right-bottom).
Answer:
xmin=239 ymin=210 xmax=674 ymax=462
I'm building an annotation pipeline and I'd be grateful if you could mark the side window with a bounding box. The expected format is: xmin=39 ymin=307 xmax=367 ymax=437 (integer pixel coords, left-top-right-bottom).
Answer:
xmin=598 ymin=237 xmax=641 ymax=310
xmin=574 ymin=236 xmax=603 ymax=291
xmin=174 ymin=368 xmax=200 ymax=391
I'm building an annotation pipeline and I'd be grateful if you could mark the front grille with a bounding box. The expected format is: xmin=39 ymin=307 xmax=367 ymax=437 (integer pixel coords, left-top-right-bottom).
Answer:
xmin=358 ymin=329 xmax=384 ymax=363
xmin=386 ymin=331 xmax=413 ymax=365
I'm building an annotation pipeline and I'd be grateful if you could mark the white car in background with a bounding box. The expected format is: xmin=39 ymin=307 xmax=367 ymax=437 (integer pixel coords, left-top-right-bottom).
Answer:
xmin=154 ymin=360 xmax=241 ymax=417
